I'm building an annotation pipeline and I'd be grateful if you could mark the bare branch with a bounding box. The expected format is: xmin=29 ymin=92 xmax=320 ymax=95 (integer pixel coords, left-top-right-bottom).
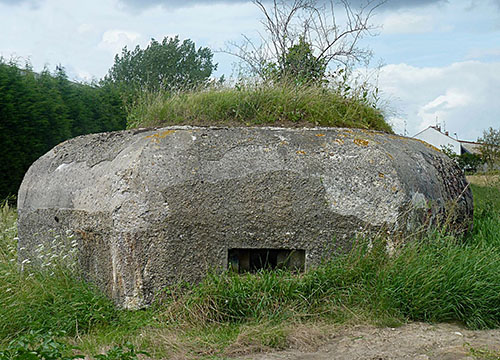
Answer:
xmin=225 ymin=0 xmax=386 ymax=81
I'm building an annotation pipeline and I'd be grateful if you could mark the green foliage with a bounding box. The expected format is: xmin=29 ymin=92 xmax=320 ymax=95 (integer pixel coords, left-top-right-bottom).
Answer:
xmin=126 ymin=82 xmax=392 ymax=133
xmin=478 ymin=127 xmax=500 ymax=169
xmin=102 ymin=36 xmax=217 ymax=93
xmin=0 ymin=202 xmax=119 ymax=340
xmin=468 ymin=344 xmax=500 ymax=360
xmin=0 ymin=331 xmax=82 ymax=360
xmin=0 ymin=60 xmax=126 ymax=200
xmin=0 ymin=332 xmax=149 ymax=360
xmin=94 ymin=343 xmax=149 ymax=360
xmin=267 ymin=37 xmax=328 ymax=85
xmin=441 ymin=145 xmax=483 ymax=173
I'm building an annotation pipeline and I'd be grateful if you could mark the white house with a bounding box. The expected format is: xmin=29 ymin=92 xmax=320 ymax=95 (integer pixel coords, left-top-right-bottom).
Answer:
xmin=413 ymin=126 xmax=481 ymax=155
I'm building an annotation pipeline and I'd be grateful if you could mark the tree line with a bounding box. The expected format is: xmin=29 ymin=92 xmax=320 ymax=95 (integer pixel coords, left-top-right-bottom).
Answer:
xmin=0 ymin=35 xmax=220 ymax=201
xmin=0 ymin=61 xmax=127 ymax=200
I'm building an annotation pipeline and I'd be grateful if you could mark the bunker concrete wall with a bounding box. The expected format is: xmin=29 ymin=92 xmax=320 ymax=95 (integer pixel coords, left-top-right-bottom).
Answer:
xmin=17 ymin=126 xmax=473 ymax=308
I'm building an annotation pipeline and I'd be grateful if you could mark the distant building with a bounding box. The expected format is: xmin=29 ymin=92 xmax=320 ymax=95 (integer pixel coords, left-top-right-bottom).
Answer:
xmin=413 ymin=126 xmax=482 ymax=155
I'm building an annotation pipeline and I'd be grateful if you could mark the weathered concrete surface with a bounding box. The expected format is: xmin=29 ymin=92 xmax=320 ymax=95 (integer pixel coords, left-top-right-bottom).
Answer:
xmin=17 ymin=126 xmax=473 ymax=308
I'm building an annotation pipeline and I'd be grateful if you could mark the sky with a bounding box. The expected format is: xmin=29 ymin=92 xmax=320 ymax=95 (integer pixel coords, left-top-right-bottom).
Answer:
xmin=1 ymin=0 xmax=499 ymax=141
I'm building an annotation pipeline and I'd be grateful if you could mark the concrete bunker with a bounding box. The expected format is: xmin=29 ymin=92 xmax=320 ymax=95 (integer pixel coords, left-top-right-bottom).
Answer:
xmin=17 ymin=126 xmax=473 ymax=309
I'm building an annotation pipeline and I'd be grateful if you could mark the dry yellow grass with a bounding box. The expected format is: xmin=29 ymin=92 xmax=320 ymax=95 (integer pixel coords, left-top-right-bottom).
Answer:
xmin=467 ymin=175 xmax=500 ymax=188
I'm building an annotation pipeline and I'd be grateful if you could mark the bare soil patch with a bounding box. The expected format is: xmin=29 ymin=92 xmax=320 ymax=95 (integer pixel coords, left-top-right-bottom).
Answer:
xmin=237 ymin=322 xmax=500 ymax=360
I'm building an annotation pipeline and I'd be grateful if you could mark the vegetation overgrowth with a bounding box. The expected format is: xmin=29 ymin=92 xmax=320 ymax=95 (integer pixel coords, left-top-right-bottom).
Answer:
xmin=126 ymin=82 xmax=392 ymax=133
xmin=1 ymin=181 xmax=499 ymax=358
xmin=0 ymin=60 xmax=127 ymax=200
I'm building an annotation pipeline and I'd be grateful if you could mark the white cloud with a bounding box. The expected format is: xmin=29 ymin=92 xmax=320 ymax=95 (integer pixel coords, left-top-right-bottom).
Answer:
xmin=421 ymin=89 xmax=471 ymax=112
xmin=98 ymin=30 xmax=142 ymax=55
xmin=466 ymin=47 xmax=500 ymax=60
xmin=377 ymin=61 xmax=500 ymax=141
xmin=77 ymin=23 xmax=94 ymax=34
xmin=381 ymin=12 xmax=435 ymax=34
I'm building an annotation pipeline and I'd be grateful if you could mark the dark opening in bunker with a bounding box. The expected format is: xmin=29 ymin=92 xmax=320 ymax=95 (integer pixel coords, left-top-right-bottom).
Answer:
xmin=228 ymin=248 xmax=305 ymax=273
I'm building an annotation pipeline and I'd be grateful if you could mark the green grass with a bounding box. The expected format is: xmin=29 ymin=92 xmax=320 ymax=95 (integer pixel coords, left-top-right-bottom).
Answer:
xmin=0 ymin=182 xmax=499 ymax=358
xmin=0 ymin=201 xmax=119 ymax=341
xmin=126 ymin=82 xmax=392 ymax=133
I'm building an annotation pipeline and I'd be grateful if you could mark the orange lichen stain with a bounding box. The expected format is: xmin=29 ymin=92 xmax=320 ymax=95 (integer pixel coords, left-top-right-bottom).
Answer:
xmin=414 ymin=138 xmax=440 ymax=152
xmin=315 ymin=133 xmax=326 ymax=137
xmin=378 ymin=172 xmax=385 ymax=178
xmin=353 ymin=138 xmax=369 ymax=147
xmin=391 ymin=186 xmax=398 ymax=192
xmin=146 ymin=130 xmax=176 ymax=143
xmin=334 ymin=138 xmax=344 ymax=145
xmin=279 ymin=140 xmax=288 ymax=146
xmin=344 ymin=129 xmax=354 ymax=134
xmin=296 ymin=150 xmax=306 ymax=155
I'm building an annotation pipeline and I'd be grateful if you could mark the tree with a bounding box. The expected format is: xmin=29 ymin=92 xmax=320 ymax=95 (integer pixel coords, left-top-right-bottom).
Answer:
xmin=0 ymin=60 xmax=127 ymax=200
xmin=478 ymin=127 xmax=500 ymax=169
xmin=228 ymin=0 xmax=385 ymax=82
xmin=266 ymin=36 xmax=328 ymax=84
xmin=103 ymin=36 xmax=217 ymax=93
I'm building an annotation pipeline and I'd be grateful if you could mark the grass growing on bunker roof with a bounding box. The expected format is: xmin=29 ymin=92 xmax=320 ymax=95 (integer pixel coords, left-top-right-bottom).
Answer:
xmin=126 ymin=81 xmax=393 ymax=133
xmin=1 ymin=181 xmax=500 ymax=358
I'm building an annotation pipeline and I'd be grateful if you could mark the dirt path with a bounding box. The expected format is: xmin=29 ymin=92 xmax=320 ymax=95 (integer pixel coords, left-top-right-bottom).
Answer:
xmin=238 ymin=323 xmax=500 ymax=360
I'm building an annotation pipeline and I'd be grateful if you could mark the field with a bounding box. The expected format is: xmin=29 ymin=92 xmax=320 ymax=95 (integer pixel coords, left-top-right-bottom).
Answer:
xmin=0 ymin=179 xmax=499 ymax=359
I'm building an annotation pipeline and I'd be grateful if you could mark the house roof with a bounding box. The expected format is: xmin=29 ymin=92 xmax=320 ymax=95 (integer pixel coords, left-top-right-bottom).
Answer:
xmin=413 ymin=126 xmax=484 ymax=155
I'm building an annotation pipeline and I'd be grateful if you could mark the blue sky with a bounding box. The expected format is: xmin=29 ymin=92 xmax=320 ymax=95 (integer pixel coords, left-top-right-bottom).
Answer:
xmin=1 ymin=0 xmax=499 ymax=140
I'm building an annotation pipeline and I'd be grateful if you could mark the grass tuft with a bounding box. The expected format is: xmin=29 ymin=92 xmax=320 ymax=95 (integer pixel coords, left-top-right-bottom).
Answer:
xmin=126 ymin=82 xmax=392 ymax=133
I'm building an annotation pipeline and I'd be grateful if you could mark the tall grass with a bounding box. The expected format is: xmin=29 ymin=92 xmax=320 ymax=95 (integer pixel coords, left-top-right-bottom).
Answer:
xmin=0 ymin=181 xmax=499 ymax=356
xmin=126 ymin=82 xmax=392 ymax=133
xmin=162 ymin=183 xmax=500 ymax=330
xmin=0 ymin=201 xmax=118 ymax=341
